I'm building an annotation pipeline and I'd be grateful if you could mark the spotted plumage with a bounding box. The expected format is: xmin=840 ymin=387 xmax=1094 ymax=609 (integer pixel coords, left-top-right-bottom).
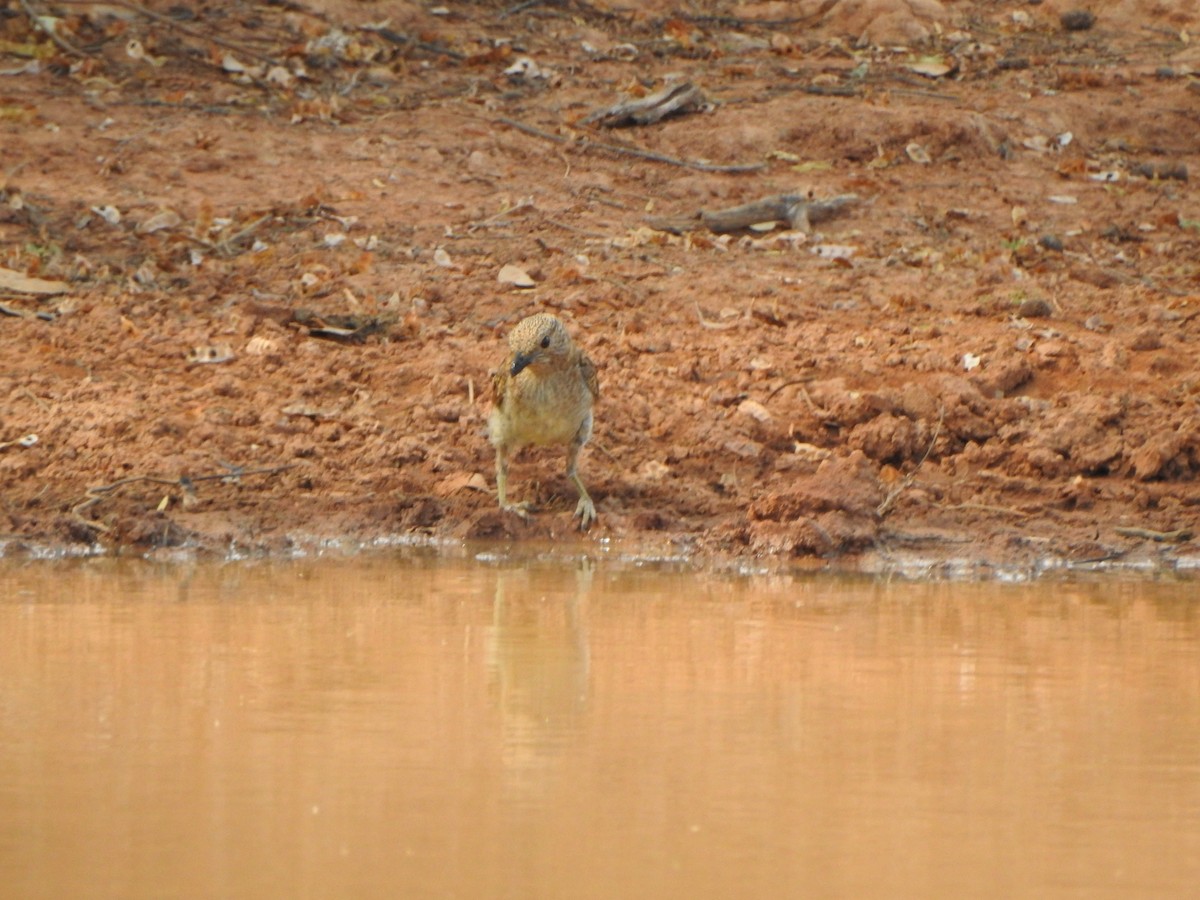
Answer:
xmin=489 ymin=313 xmax=599 ymax=528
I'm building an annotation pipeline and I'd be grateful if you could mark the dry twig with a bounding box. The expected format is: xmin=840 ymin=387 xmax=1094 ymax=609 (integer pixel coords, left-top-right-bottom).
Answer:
xmin=648 ymin=192 xmax=859 ymax=235
xmin=53 ymin=0 xmax=281 ymax=65
xmin=581 ymin=82 xmax=708 ymax=128
xmin=18 ymin=0 xmax=92 ymax=58
xmin=876 ymin=405 xmax=945 ymax=518
xmin=942 ymin=502 xmax=1032 ymax=519
xmin=694 ymin=302 xmax=738 ymax=330
xmin=1114 ymin=525 xmax=1194 ymax=543
xmin=71 ymin=464 xmax=294 ymax=534
xmin=497 ymin=117 xmax=765 ymax=174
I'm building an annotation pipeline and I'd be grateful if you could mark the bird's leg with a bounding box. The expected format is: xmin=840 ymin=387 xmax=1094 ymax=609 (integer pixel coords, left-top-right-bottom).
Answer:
xmin=495 ymin=445 xmax=508 ymax=507
xmin=566 ymin=440 xmax=596 ymax=529
xmin=495 ymin=445 xmax=531 ymax=518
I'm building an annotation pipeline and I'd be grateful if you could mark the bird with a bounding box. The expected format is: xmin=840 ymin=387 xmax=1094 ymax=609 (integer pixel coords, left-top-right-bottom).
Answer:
xmin=489 ymin=313 xmax=599 ymax=529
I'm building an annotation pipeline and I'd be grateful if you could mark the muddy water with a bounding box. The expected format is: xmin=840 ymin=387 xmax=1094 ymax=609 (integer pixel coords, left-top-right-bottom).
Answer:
xmin=1 ymin=555 xmax=1197 ymax=900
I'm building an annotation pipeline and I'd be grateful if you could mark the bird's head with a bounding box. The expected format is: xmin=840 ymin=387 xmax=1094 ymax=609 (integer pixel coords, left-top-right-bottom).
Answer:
xmin=507 ymin=313 xmax=571 ymax=376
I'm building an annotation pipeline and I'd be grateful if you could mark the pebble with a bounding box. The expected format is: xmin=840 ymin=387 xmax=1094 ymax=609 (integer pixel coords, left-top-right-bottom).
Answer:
xmin=1061 ymin=10 xmax=1096 ymax=31
xmin=737 ymin=399 xmax=772 ymax=423
xmin=1129 ymin=329 xmax=1163 ymax=352
xmin=1018 ymin=297 xmax=1054 ymax=318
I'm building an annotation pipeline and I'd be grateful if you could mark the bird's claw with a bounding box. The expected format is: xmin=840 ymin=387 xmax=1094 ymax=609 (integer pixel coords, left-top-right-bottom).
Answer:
xmin=574 ymin=496 xmax=597 ymax=530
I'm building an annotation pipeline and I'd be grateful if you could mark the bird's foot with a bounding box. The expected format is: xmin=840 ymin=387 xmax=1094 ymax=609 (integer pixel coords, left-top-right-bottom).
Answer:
xmin=574 ymin=495 xmax=597 ymax=530
xmin=500 ymin=501 xmax=534 ymax=520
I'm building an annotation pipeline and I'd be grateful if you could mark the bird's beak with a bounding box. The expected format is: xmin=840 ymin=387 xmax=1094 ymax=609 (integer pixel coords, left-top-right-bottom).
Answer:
xmin=510 ymin=351 xmax=535 ymax=376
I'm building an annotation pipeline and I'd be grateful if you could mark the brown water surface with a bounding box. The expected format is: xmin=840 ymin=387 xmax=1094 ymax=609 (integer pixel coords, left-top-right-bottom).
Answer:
xmin=1 ymin=555 xmax=1198 ymax=899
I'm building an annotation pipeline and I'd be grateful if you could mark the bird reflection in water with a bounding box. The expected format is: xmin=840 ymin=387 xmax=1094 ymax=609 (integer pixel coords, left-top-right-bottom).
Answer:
xmin=484 ymin=560 xmax=593 ymax=793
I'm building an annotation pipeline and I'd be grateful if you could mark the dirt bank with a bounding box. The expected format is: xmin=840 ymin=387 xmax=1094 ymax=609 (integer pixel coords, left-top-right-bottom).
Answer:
xmin=2 ymin=0 xmax=1200 ymax=572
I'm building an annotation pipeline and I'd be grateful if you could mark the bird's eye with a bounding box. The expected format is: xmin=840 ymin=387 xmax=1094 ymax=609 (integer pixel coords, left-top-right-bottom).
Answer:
xmin=540 ymin=336 xmax=550 ymax=349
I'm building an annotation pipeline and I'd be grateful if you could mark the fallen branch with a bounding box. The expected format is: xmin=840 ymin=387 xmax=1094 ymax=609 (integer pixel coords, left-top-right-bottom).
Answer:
xmin=880 ymin=528 xmax=972 ymax=545
xmin=767 ymin=380 xmax=837 ymax=422
xmin=942 ymin=502 xmax=1032 ymax=519
xmin=766 ymin=378 xmax=814 ymax=402
xmin=497 ymin=117 xmax=765 ymax=174
xmin=500 ymin=0 xmax=561 ymax=18
xmin=876 ymin=405 xmax=944 ymax=518
xmin=500 ymin=0 xmax=620 ymax=22
xmin=467 ymin=198 xmax=536 ymax=232
xmin=648 ymin=192 xmax=859 ymax=235
xmin=678 ymin=3 xmax=835 ymax=29
xmin=1114 ymin=525 xmax=1194 ymax=543
xmin=542 ymin=217 xmax=608 ymax=239
xmin=366 ymin=25 xmax=465 ymax=60
xmin=18 ymin=0 xmax=93 ymax=58
xmin=53 ymin=0 xmax=281 ymax=66
xmin=71 ymin=464 xmax=294 ymax=534
xmin=215 ymin=213 xmax=272 ymax=255
xmin=581 ymin=81 xmax=708 ymax=128
xmin=1069 ymin=550 xmax=1129 ymax=566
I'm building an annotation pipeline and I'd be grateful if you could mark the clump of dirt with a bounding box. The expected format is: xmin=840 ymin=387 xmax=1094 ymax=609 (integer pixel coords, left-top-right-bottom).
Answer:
xmin=2 ymin=0 xmax=1199 ymax=572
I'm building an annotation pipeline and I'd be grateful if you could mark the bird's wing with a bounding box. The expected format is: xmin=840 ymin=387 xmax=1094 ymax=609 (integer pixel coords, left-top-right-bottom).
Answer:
xmin=578 ymin=351 xmax=599 ymax=401
xmin=491 ymin=360 xmax=510 ymax=406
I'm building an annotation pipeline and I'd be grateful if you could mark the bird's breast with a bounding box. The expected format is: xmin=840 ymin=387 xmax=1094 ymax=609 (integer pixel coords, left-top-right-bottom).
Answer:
xmin=499 ymin=370 xmax=592 ymax=447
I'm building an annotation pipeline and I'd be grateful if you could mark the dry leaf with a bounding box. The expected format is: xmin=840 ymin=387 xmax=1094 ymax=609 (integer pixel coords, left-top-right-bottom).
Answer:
xmin=0 ymin=433 xmax=38 ymax=452
xmin=498 ymin=263 xmax=535 ymax=288
xmin=435 ymin=472 xmax=490 ymax=496
xmin=137 ymin=209 xmax=182 ymax=234
xmin=0 ymin=266 xmax=67 ymax=295
xmin=266 ymin=66 xmax=294 ymax=87
xmin=186 ymin=344 xmax=235 ymax=365
xmin=91 ymin=205 xmax=121 ymax=225
xmin=906 ymin=142 xmax=932 ymax=165
xmin=503 ymin=57 xmax=552 ymax=81
xmin=639 ymin=460 xmax=671 ymax=480
xmin=126 ymin=39 xmax=165 ymax=67
xmin=812 ymin=244 xmax=856 ymax=260
xmin=244 ymin=336 xmax=279 ymax=356
xmin=792 ymin=442 xmax=831 ymax=463
xmin=907 ymin=56 xmax=957 ymax=78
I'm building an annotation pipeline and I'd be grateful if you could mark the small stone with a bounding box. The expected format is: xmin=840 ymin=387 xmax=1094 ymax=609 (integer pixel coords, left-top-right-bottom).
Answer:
xmin=791 ymin=443 xmax=832 ymax=464
xmin=1038 ymin=234 xmax=1064 ymax=252
xmin=1130 ymin=162 xmax=1188 ymax=182
xmin=1018 ymin=297 xmax=1054 ymax=318
xmin=1129 ymin=328 xmax=1163 ymax=352
xmin=723 ymin=438 xmax=763 ymax=459
xmin=497 ymin=263 xmax=535 ymax=288
xmin=1061 ymin=10 xmax=1096 ymax=31
xmin=639 ymin=460 xmax=671 ymax=480
xmin=737 ymin=399 xmax=772 ymax=423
